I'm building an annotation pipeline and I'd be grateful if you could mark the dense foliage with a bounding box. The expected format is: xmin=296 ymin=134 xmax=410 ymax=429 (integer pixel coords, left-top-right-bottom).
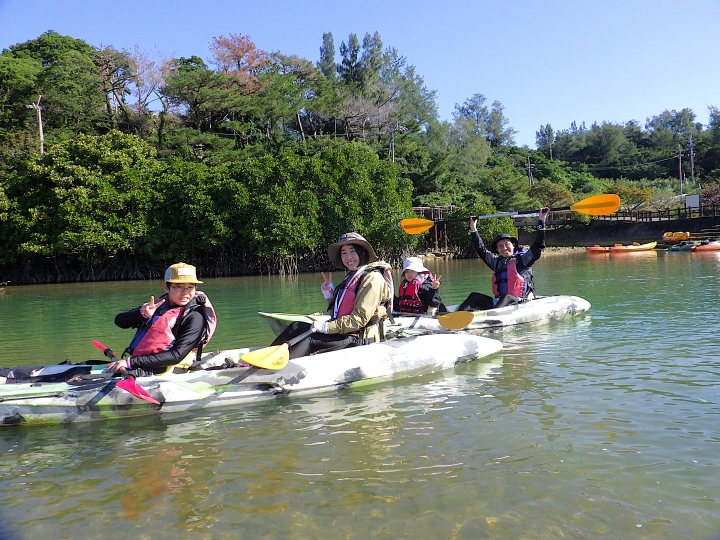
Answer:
xmin=1 ymin=30 xmax=719 ymax=282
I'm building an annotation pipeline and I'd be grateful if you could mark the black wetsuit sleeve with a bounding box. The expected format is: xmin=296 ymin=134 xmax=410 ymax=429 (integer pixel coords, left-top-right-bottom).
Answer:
xmin=127 ymin=310 xmax=205 ymax=371
xmin=419 ymin=280 xmax=443 ymax=308
xmin=520 ymin=221 xmax=546 ymax=267
xmin=471 ymin=231 xmax=499 ymax=270
xmin=114 ymin=308 xmax=147 ymax=329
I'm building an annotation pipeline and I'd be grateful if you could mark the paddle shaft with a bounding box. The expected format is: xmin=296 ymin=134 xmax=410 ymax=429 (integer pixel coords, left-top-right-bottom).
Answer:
xmin=92 ymin=340 xmax=118 ymax=360
xmin=436 ymin=205 xmax=567 ymax=224
xmin=288 ymin=328 xmax=315 ymax=347
xmin=400 ymin=195 xmax=620 ymax=235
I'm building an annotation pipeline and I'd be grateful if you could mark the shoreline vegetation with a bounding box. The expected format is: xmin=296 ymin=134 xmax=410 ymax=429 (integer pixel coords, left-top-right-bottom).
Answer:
xmin=0 ymin=247 xmax=610 ymax=287
xmin=1 ymin=31 xmax=719 ymax=284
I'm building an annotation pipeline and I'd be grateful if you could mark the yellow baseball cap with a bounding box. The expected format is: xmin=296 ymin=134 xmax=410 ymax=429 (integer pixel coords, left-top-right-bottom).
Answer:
xmin=164 ymin=262 xmax=203 ymax=284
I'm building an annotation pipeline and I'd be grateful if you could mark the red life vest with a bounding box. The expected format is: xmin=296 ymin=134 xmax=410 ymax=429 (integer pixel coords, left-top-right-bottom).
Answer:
xmin=129 ymin=293 xmax=217 ymax=357
xmin=332 ymin=267 xmax=367 ymax=318
xmin=492 ymin=258 xmax=526 ymax=298
xmin=398 ymin=277 xmax=426 ymax=314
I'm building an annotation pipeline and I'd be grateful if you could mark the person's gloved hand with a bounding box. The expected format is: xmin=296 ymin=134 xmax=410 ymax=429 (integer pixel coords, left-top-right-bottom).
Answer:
xmin=310 ymin=321 xmax=328 ymax=334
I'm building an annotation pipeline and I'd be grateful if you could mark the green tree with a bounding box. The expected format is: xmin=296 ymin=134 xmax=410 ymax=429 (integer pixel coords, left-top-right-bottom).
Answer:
xmin=161 ymin=56 xmax=244 ymax=132
xmin=536 ymin=124 xmax=554 ymax=158
xmin=93 ymin=46 xmax=135 ymax=130
xmin=1 ymin=131 xmax=157 ymax=266
xmin=6 ymin=31 xmax=107 ymax=137
xmin=529 ymin=178 xmax=575 ymax=208
xmin=318 ymin=32 xmax=336 ymax=78
xmin=144 ymin=158 xmax=248 ymax=261
xmin=605 ymin=181 xmax=654 ymax=210
xmin=337 ymin=34 xmax=362 ymax=87
xmin=476 ymin=160 xmax=537 ymax=211
xmin=453 ymin=93 xmax=516 ymax=147
xmin=0 ymin=55 xmax=41 ymax=129
xmin=445 ymin=116 xmax=492 ymax=178
xmin=360 ymin=32 xmax=383 ymax=88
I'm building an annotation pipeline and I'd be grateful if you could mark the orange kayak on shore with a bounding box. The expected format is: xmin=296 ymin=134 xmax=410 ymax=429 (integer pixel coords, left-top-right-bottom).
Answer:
xmin=585 ymin=245 xmax=609 ymax=253
xmin=608 ymin=241 xmax=658 ymax=252
xmin=662 ymin=231 xmax=690 ymax=243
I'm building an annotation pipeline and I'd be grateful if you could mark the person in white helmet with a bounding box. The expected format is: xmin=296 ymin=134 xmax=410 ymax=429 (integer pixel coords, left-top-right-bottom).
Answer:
xmin=395 ymin=256 xmax=445 ymax=314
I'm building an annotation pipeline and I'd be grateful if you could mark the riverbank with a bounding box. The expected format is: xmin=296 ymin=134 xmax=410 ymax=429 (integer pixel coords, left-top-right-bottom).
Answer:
xmin=518 ymin=215 xmax=720 ymax=247
xmin=542 ymin=246 xmax=586 ymax=254
xmin=5 ymin=214 xmax=716 ymax=284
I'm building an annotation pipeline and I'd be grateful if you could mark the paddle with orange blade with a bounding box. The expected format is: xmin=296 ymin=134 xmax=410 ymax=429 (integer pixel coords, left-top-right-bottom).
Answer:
xmin=91 ymin=340 xmax=161 ymax=405
xmin=400 ymin=193 xmax=621 ymax=234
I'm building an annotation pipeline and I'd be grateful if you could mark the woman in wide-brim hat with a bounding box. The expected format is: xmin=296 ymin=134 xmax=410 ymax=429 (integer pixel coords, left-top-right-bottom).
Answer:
xmin=458 ymin=208 xmax=550 ymax=312
xmin=270 ymin=232 xmax=393 ymax=359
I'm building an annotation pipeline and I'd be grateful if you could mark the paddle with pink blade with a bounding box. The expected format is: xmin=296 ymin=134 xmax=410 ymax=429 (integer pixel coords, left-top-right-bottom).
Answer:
xmin=91 ymin=340 xmax=161 ymax=405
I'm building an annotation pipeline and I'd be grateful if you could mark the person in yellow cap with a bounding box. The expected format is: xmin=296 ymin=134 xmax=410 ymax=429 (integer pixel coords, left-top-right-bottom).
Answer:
xmin=107 ymin=263 xmax=217 ymax=376
xmin=271 ymin=232 xmax=393 ymax=359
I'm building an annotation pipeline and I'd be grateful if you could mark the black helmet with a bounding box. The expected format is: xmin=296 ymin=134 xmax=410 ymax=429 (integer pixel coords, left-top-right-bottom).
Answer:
xmin=490 ymin=233 xmax=519 ymax=254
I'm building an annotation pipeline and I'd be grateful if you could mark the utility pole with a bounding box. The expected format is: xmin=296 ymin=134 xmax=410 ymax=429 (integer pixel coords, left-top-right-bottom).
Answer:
xmin=26 ymin=95 xmax=44 ymax=154
xmin=677 ymin=144 xmax=683 ymax=196
xmin=388 ymin=123 xmax=407 ymax=163
xmin=526 ymin=157 xmax=535 ymax=186
xmin=687 ymin=135 xmax=696 ymax=185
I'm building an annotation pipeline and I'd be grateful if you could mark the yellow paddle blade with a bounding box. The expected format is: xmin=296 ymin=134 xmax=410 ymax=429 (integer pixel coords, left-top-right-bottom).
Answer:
xmin=240 ymin=344 xmax=290 ymax=370
xmin=570 ymin=194 xmax=620 ymax=215
xmin=400 ymin=217 xmax=435 ymax=235
xmin=437 ymin=311 xmax=475 ymax=330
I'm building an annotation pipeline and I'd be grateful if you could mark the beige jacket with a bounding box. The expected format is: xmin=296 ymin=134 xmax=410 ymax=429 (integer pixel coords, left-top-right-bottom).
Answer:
xmin=326 ymin=261 xmax=392 ymax=339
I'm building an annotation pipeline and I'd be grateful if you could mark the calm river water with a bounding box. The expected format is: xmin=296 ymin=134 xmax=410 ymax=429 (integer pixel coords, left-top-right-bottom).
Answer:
xmin=0 ymin=250 xmax=719 ymax=539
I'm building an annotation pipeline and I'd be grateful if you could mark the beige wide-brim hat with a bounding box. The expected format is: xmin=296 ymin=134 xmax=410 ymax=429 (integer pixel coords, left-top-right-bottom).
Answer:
xmin=327 ymin=232 xmax=377 ymax=268
xmin=401 ymin=257 xmax=429 ymax=276
xmin=164 ymin=262 xmax=203 ymax=284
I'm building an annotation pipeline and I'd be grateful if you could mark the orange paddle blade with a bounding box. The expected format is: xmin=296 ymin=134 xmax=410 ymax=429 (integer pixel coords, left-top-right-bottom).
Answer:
xmin=570 ymin=194 xmax=620 ymax=215
xmin=400 ymin=217 xmax=435 ymax=235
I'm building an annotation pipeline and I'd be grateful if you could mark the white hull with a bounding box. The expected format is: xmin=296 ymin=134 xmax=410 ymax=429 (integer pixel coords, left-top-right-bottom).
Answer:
xmin=259 ymin=295 xmax=591 ymax=336
xmin=0 ymin=333 xmax=502 ymax=426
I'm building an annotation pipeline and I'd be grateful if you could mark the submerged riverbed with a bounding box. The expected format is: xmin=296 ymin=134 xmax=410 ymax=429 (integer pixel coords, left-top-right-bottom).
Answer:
xmin=0 ymin=250 xmax=719 ymax=539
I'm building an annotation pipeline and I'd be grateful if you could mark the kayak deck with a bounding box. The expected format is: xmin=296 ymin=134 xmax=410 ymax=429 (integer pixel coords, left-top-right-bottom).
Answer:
xmin=259 ymin=295 xmax=591 ymax=337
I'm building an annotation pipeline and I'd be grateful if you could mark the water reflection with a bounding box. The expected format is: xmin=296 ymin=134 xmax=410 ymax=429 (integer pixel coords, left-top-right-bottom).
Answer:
xmin=2 ymin=254 xmax=720 ymax=538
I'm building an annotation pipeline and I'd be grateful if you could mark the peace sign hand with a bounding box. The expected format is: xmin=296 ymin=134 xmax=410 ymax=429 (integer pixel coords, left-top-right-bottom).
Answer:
xmin=140 ymin=295 xmax=165 ymax=319
xmin=432 ymin=274 xmax=442 ymax=289
xmin=320 ymin=272 xmax=334 ymax=300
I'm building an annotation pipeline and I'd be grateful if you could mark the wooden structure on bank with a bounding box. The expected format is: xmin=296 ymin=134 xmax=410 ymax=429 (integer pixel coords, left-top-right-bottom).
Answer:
xmin=411 ymin=206 xmax=456 ymax=252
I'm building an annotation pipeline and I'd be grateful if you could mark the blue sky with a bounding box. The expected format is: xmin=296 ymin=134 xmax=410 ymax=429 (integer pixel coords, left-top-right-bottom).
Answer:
xmin=1 ymin=0 xmax=718 ymax=147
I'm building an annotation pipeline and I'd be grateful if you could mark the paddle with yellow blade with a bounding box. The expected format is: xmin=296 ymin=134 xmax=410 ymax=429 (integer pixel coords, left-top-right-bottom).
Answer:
xmin=400 ymin=193 xmax=621 ymax=235
xmin=435 ymin=310 xmax=474 ymax=330
xmin=240 ymin=329 xmax=314 ymax=370
xmin=241 ymin=311 xmax=476 ymax=370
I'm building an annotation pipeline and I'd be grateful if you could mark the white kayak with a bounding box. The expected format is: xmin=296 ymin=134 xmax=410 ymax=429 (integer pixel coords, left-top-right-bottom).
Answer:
xmin=0 ymin=333 xmax=502 ymax=426
xmin=258 ymin=295 xmax=591 ymax=336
